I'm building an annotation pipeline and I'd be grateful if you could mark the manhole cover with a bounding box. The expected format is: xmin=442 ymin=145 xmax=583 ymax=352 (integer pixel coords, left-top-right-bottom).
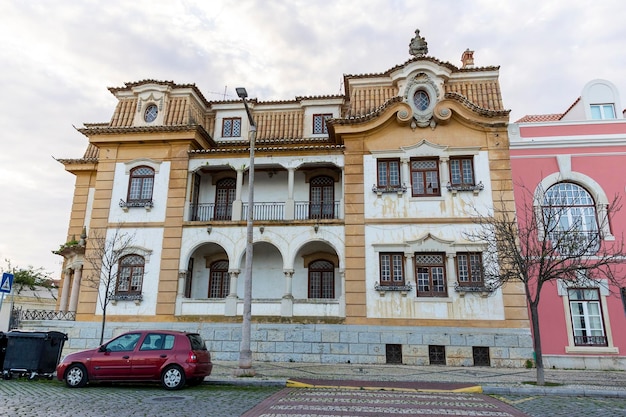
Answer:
xmin=147 ymin=395 xmax=190 ymax=402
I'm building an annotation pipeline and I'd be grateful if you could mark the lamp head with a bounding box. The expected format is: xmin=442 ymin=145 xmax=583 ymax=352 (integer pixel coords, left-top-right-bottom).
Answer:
xmin=236 ymin=87 xmax=248 ymax=99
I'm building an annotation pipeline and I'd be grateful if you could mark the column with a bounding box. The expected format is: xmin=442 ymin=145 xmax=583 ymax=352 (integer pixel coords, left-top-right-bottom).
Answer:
xmin=404 ymin=253 xmax=415 ymax=289
xmin=281 ymin=269 xmax=294 ymax=317
xmin=401 ymin=158 xmax=410 ymax=193
xmin=225 ymin=269 xmax=240 ymax=316
xmin=68 ymin=265 xmax=83 ymax=313
xmin=446 ymin=253 xmax=456 ymax=296
xmin=440 ymin=156 xmax=450 ymax=191
xmin=232 ymin=168 xmax=244 ymax=221
xmin=285 ymin=168 xmax=295 ymax=220
xmin=59 ymin=268 xmax=72 ymax=312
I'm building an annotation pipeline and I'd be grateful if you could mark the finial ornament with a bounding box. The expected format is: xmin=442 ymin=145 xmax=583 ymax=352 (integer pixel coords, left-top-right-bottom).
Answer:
xmin=409 ymin=29 xmax=428 ymax=57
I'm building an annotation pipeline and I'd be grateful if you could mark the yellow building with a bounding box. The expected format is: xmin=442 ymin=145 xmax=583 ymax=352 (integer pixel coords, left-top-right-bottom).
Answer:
xmin=53 ymin=31 xmax=530 ymax=366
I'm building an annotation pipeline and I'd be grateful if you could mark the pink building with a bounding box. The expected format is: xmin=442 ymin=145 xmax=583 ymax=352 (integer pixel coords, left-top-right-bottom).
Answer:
xmin=509 ymin=79 xmax=626 ymax=370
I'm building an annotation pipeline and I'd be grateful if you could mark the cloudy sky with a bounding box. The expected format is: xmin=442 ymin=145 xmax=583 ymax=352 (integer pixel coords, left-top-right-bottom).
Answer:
xmin=1 ymin=0 xmax=625 ymax=279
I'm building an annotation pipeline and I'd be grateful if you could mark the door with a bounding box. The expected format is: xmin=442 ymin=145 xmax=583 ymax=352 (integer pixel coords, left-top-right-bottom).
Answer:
xmin=310 ymin=176 xmax=334 ymax=219
xmin=214 ymin=178 xmax=236 ymax=220
xmin=90 ymin=332 xmax=142 ymax=380
xmin=131 ymin=333 xmax=173 ymax=379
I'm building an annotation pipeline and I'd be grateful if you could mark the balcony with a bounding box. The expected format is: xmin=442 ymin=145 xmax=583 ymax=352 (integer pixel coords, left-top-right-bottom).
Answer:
xmin=189 ymin=201 xmax=341 ymax=222
xmin=574 ymin=335 xmax=607 ymax=347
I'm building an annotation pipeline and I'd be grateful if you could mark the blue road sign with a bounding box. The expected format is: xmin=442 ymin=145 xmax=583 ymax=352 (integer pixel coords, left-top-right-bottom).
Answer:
xmin=0 ymin=272 xmax=13 ymax=293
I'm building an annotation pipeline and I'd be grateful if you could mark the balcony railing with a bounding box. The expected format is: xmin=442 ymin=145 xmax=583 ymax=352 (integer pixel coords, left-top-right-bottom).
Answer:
xmin=295 ymin=201 xmax=340 ymax=220
xmin=189 ymin=201 xmax=341 ymax=221
xmin=242 ymin=202 xmax=285 ymax=221
xmin=189 ymin=203 xmax=232 ymax=221
xmin=574 ymin=335 xmax=607 ymax=346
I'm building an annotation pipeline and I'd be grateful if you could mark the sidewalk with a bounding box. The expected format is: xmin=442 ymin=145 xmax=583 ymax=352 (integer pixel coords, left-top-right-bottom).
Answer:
xmin=207 ymin=361 xmax=626 ymax=398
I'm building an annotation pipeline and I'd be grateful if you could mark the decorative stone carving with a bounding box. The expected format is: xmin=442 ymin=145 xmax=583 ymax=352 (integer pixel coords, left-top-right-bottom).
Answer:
xmin=409 ymin=29 xmax=428 ymax=57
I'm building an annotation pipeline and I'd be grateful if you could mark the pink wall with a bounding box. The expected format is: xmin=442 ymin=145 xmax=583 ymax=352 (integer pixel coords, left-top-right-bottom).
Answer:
xmin=510 ymin=140 xmax=626 ymax=356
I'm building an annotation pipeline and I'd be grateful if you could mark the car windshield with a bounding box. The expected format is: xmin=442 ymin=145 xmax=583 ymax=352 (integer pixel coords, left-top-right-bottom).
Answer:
xmin=187 ymin=334 xmax=206 ymax=351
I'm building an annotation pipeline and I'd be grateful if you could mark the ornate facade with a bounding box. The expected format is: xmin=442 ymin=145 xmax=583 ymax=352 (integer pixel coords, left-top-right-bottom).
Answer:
xmin=53 ymin=31 xmax=531 ymax=366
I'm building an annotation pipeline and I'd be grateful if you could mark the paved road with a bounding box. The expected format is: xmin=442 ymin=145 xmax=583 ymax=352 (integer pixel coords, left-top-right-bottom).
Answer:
xmin=2 ymin=378 xmax=626 ymax=416
xmin=0 ymin=379 xmax=281 ymax=417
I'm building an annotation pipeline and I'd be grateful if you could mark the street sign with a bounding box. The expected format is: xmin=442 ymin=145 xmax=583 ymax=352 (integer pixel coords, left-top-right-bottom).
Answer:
xmin=0 ymin=272 xmax=13 ymax=293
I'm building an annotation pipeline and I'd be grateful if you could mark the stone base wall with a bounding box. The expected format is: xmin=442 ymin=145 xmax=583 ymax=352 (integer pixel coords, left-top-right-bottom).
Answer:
xmin=19 ymin=320 xmax=535 ymax=368
xmin=543 ymin=355 xmax=626 ymax=371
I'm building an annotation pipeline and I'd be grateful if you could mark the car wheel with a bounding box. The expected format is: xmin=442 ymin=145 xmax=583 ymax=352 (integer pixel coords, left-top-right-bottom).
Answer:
xmin=65 ymin=364 xmax=88 ymax=388
xmin=161 ymin=365 xmax=186 ymax=390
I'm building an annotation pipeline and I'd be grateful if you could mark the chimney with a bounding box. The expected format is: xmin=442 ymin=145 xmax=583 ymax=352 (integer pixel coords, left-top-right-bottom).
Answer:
xmin=461 ymin=49 xmax=474 ymax=69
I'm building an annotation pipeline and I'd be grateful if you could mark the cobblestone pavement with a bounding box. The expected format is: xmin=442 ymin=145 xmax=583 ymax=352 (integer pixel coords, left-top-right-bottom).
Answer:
xmin=0 ymin=379 xmax=281 ymax=417
xmin=2 ymin=378 xmax=626 ymax=416
xmin=494 ymin=394 xmax=626 ymax=417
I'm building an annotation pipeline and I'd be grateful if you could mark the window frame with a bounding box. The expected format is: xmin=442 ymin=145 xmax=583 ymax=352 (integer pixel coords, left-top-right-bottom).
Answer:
xmin=208 ymin=260 xmax=230 ymax=299
xmin=116 ymin=254 xmax=145 ymax=295
xmin=455 ymin=252 xmax=484 ymax=287
xmin=308 ymin=259 xmax=335 ymax=299
xmin=449 ymin=157 xmax=475 ymax=186
xmin=222 ymin=117 xmax=242 ymax=138
xmin=410 ymin=157 xmax=440 ymax=197
xmin=127 ymin=166 xmax=155 ymax=206
xmin=313 ymin=113 xmax=332 ymax=135
xmin=376 ymin=158 xmax=401 ymax=189
xmin=415 ymin=252 xmax=448 ymax=297
xmin=379 ymin=252 xmax=405 ymax=287
xmin=568 ymin=288 xmax=608 ymax=347
xmin=590 ymin=104 xmax=616 ymax=120
xmin=543 ymin=182 xmax=600 ymax=255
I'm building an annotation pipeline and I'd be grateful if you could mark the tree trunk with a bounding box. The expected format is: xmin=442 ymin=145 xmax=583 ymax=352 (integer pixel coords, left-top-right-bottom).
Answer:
xmin=99 ymin=307 xmax=107 ymax=345
xmin=529 ymin=302 xmax=545 ymax=385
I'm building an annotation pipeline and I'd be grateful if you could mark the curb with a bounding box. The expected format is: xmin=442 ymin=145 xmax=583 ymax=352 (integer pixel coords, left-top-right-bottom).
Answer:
xmin=483 ymin=386 xmax=626 ymax=398
xmin=285 ymin=379 xmax=483 ymax=393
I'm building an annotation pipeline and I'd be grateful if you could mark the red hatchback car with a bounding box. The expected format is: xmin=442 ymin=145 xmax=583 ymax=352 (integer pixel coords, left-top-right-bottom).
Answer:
xmin=56 ymin=330 xmax=212 ymax=390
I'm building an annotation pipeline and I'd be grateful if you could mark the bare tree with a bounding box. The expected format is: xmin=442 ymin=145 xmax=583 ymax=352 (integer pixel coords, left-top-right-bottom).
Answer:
xmin=467 ymin=183 xmax=625 ymax=385
xmin=82 ymin=227 xmax=138 ymax=344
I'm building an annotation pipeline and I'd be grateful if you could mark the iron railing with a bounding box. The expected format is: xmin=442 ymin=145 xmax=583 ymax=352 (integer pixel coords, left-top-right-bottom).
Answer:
xmin=190 ymin=201 xmax=340 ymax=221
xmin=242 ymin=202 xmax=285 ymax=221
xmin=14 ymin=308 xmax=76 ymax=322
xmin=294 ymin=201 xmax=340 ymax=220
xmin=574 ymin=335 xmax=607 ymax=346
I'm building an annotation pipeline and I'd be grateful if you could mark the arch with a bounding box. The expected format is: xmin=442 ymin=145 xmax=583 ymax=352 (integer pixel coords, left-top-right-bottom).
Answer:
xmin=124 ymin=158 xmax=162 ymax=174
xmin=534 ymin=172 xmax=613 ymax=240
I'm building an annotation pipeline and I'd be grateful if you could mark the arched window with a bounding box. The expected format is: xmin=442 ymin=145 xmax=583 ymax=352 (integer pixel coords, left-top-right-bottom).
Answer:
xmin=543 ymin=182 xmax=599 ymax=253
xmin=214 ymin=178 xmax=236 ymax=220
xmin=208 ymin=260 xmax=229 ymax=299
xmin=128 ymin=166 xmax=155 ymax=205
xmin=308 ymin=259 xmax=335 ymax=299
xmin=309 ymin=176 xmax=335 ymax=219
xmin=116 ymin=254 xmax=145 ymax=295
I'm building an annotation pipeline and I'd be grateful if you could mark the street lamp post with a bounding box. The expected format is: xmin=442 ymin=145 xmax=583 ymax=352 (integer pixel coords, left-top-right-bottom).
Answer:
xmin=234 ymin=87 xmax=256 ymax=376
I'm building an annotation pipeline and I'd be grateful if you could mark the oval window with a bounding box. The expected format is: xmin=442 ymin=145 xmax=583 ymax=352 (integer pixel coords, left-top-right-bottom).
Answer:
xmin=413 ymin=90 xmax=430 ymax=111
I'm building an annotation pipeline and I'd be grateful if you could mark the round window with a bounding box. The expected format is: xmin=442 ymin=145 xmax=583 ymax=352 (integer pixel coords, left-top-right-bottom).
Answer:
xmin=413 ymin=90 xmax=430 ymax=111
xmin=144 ymin=104 xmax=158 ymax=123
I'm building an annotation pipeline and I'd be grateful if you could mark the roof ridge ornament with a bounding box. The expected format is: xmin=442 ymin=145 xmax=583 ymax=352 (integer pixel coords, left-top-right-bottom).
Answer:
xmin=409 ymin=29 xmax=428 ymax=57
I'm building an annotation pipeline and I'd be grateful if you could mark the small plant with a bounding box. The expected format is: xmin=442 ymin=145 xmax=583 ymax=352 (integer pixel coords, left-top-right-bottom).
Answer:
xmin=525 ymin=359 xmax=534 ymax=369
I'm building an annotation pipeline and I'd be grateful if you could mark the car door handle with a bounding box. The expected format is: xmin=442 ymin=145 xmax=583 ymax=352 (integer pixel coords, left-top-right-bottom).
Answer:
xmin=123 ymin=356 xmax=130 ymax=359
xmin=160 ymin=354 xmax=167 ymax=358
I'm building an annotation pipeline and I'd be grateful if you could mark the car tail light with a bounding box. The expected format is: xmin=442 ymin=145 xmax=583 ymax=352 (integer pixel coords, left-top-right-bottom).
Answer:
xmin=186 ymin=351 xmax=198 ymax=363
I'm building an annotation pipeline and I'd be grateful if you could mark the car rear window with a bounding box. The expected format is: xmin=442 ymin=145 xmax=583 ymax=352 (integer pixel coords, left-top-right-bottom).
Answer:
xmin=187 ymin=334 xmax=207 ymax=351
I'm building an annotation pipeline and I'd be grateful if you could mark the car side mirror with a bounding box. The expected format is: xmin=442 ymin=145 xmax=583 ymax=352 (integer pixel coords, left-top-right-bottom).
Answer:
xmin=98 ymin=345 xmax=108 ymax=353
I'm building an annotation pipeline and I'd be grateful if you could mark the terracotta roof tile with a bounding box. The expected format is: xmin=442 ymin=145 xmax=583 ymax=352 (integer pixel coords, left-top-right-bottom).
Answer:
xmin=515 ymin=114 xmax=563 ymax=123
